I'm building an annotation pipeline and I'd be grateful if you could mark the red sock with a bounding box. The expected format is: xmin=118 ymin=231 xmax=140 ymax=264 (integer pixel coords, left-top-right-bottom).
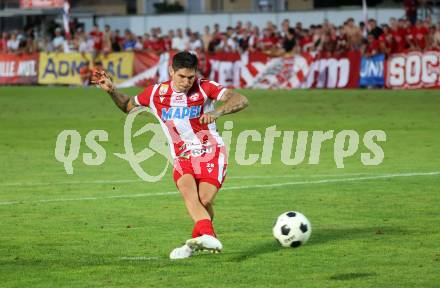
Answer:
xmin=192 ymin=219 xmax=216 ymax=238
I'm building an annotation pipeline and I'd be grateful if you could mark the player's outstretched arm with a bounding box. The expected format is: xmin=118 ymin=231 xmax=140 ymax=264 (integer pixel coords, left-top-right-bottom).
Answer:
xmin=200 ymin=89 xmax=249 ymax=124
xmin=91 ymin=68 xmax=136 ymax=113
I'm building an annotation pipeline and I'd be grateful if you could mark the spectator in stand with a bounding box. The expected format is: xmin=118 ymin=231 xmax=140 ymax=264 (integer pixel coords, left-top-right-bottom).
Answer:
xmin=390 ymin=18 xmax=407 ymax=53
xmin=363 ymin=33 xmax=381 ymax=56
xmin=412 ymin=20 xmax=429 ymax=50
xmin=281 ymin=18 xmax=292 ymax=38
xmin=202 ymin=26 xmax=212 ymax=52
xmin=432 ymin=23 xmax=440 ymax=50
xmin=368 ymin=19 xmax=384 ymax=39
xmin=142 ymin=33 xmax=152 ymax=51
xmin=378 ymin=24 xmax=397 ymax=54
xmin=185 ymin=28 xmax=192 ymax=40
xmin=134 ymin=36 xmax=143 ymax=51
xmin=52 ymin=28 xmax=66 ymax=52
xmin=172 ymin=28 xmax=188 ymax=51
xmin=123 ymin=29 xmax=137 ymax=51
xmin=103 ymin=25 xmax=112 ymax=54
xmin=217 ymin=27 xmax=238 ymax=52
xmin=111 ymin=29 xmax=123 ymax=52
xmin=260 ymin=27 xmax=280 ymax=54
xmin=208 ymin=24 xmax=223 ymax=53
xmin=89 ymin=25 xmax=104 ymax=55
xmin=1 ymin=32 xmax=9 ymax=53
xmin=404 ymin=0 xmax=419 ymax=25
xmin=189 ymin=32 xmax=203 ymax=52
xmin=238 ymin=29 xmax=250 ymax=52
xmin=282 ymin=27 xmax=296 ymax=54
xmin=23 ymin=29 xmax=38 ymax=54
xmin=7 ymin=31 xmax=20 ymax=53
xmin=335 ymin=26 xmax=348 ymax=53
xmin=150 ymin=34 xmax=166 ymax=53
xmin=38 ymin=36 xmax=54 ymax=52
xmin=344 ymin=18 xmax=363 ymax=50
xmin=402 ymin=19 xmax=416 ymax=50
xmin=266 ymin=21 xmax=277 ymax=35
xmin=299 ymin=28 xmax=313 ymax=52
xmin=246 ymin=26 xmax=260 ymax=52
xmin=163 ymin=30 xmax=173 ymax=51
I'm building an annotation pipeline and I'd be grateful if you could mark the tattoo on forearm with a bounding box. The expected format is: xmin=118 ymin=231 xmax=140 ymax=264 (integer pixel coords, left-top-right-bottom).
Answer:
xmin=108 ymin=88 xmax=130 ymax=113
xmin=217 ymin=91 xmax=249 ymax=116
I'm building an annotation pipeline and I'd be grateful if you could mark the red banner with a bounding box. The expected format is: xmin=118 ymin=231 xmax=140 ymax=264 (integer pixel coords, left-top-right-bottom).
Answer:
xmin=386 ymin=51 xmax=440 ymax=89
xmin=0 ymin=53 xmax=39 ymax=85
xmin=306 ymin=51 xmax=361 ymax=89
xmin=20 ymin=0 xmax=64 ymax=8
xmin=210 ymin=51 xmax=361 ymax=89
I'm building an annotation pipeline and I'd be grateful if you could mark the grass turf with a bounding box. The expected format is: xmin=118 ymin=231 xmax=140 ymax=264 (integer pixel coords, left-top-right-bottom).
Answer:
xmin=0 ymin=87 xmax=439 ymax=287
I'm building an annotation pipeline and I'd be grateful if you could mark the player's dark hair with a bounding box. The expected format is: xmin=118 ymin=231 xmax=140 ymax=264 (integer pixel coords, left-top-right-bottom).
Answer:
xmin=172 ymin=51 xmax=198 ymax=71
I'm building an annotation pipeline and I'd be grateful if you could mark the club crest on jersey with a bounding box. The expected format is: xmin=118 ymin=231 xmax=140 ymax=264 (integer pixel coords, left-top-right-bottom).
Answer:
xmin=159 ymin=84 xmax=169 ymax=96
xmin=161 ymin=105 xmax=202 ymax=121
xmin=189 ymin=93 xmax=200 ymax=102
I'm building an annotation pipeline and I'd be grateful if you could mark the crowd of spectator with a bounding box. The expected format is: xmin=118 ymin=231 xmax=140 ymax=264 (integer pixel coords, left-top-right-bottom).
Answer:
xmin=1 ymin=16 xmax=440 ymax=58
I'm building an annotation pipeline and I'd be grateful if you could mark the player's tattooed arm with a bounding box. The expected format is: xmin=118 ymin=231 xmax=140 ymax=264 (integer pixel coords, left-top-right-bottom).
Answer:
xmin=200 ymin=89 xmax=249 ymax=124
xmin=91 ymin=68 xmax=135 ymax=113
xmin=217 ymin=89 xmax=249 ymax=115
xmin=107 ymin=88 xmax=136 ymax=113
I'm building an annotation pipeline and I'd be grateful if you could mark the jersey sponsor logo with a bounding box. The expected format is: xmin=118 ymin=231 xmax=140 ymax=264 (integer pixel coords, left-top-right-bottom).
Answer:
xmin=189 ymin=93 xmax=200 ymax=101
xmin=161 ymin=105 xmax=202 ymax=121
xmin=172 ymin=94 xmax=186 ymax=105
xmin=159 ymin=84 xmax=169 ymax=95
xmin=159 ymin=96 xmax=165 ymax=103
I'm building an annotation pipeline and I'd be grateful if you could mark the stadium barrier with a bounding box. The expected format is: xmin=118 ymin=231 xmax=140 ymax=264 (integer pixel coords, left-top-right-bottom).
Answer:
xmin=1 ymin=51 xmax=439 ymax=89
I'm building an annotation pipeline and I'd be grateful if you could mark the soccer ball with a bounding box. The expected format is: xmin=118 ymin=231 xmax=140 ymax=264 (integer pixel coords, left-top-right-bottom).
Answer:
xmin=273 ymin=211 xmax=312 ymax=248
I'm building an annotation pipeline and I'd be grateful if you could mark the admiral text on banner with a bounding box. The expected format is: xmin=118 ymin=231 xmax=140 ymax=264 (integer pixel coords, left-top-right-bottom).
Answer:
xmin=38 ymin=52 xmax=93 ymax=85
xmin=96 ymin=52 xmax=134 ymax=84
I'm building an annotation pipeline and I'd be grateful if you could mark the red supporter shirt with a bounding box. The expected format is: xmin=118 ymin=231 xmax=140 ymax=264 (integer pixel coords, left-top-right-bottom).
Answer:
xmin=366 ymin=39 xmax=381 ymax=55
xmin=134 ymin=79 xmax=227 ymax=158
xmin=378 ymin=32 xmax=397 ymax=53
xmin=261 ymin=36 xmax=279 ymax=50
xmin=414 ymin=26 xmax=429 ymax=50
xmin=90 ymin=31 xmax=104 ymax=51
xmin=391 ymin=28 xmax=407 ymax=53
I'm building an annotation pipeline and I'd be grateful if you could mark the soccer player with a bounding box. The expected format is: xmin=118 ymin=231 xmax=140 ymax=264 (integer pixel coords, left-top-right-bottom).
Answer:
xmin=91 ymin=51 xmax=248 ymax=259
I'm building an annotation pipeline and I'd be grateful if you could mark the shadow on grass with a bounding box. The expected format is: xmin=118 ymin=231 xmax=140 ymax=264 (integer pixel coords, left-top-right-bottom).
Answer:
xmin=229 ymin=240 xmax=280 ymax=262
xmin=229 ymin=226 xmax=406 ymax=262
xmin=329 ymin=272 xmax=377 ymax=280
xmin=308 ymin=226 xmax=406 ymax=246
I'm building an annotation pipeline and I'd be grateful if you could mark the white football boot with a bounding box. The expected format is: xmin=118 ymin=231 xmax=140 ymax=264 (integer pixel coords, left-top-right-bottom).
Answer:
xmin=169 ymin=244 xmax=194 ymax=260
xmin=185 ymin=234 xmax=223 ymax=253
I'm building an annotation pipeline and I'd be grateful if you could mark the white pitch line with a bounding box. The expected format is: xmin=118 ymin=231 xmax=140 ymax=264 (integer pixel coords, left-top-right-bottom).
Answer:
xmin=0 ymin=171 xmax=407 ymax=187
xmin=0 ymin=171 xmax=438 ymax=206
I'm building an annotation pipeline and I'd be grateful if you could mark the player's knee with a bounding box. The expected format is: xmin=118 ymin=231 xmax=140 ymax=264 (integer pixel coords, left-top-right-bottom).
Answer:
xmin=199 ymin=195 xmax=213 ymax=208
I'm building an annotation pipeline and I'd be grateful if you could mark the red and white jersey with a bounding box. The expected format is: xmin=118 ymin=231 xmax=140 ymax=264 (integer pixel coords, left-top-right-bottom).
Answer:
xmin=134 ymin=79 xmax=227 ymax=159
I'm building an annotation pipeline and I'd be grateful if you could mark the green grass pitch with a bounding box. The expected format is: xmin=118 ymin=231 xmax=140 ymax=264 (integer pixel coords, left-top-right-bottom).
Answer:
xmin=0 ymin=87 xmax=439 ymax=287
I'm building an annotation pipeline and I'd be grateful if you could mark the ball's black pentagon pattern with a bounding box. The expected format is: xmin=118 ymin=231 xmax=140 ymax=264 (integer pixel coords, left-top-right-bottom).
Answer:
xmin=286 ymin=212 xmax=296 ymax=217
xmin=281 ymin=224 xmax=291 ymax=236
xmin=290 ymin=241 xmax=302 ymax=248
xmin=300 ymin=223 xmax=308 ymax=233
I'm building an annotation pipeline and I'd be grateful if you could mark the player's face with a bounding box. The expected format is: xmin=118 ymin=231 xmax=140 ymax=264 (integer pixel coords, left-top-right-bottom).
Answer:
xmin=170 ymin=67 xmax=196 ymax=93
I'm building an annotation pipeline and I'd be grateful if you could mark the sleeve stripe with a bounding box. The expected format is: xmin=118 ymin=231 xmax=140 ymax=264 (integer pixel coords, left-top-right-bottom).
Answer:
xmin=217 ymin=88 xmax=227 ymax=101
xmin=133 ymin=95 xmax=141 ymax=106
